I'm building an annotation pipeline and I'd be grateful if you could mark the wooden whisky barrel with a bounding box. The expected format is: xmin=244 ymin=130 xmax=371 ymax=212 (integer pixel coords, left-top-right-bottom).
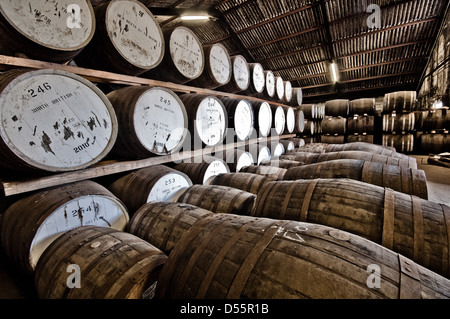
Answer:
xmin=219 ymin=98 xmax=254 ymax=141
xmin=382 ymin=113 xmax=415 ymax=132
xmin=261 ymin=158 xmax=304 ymax=169
xmin=275 ymin=76 xmax=285 ymax=102
xmin=144 ymin=26 xmax=204 ymax=84
xmin=382 ymin=134 xmax=414 ymax=153
xmin=383 ymin=91 xmax=417 ymax=113
xmin=34 ymin=226 xmax=167 ymax=299
xmin=218 ymin=55 xmax=250 ymax=93
xmin=294 ymin=142 xmax=414 ymax=162
xmin=272 ymin=105 xmax=286 ymax=136
xmin=106 ymin=86 xmax=188 ymax=159
xmin=251 ymin=101 xmax=272 ymax=138
xmin=179 ymin=94 xmax=228 ymax=148
xmin=279 ymin=140 xmax=296 ymax=152
xmin=325 ymin=99 xmax=349 ymax=117
xmin=156 ymin=212 xmax=450 ymax=298
xmin=243 ymin=63 xmax=265 ymax=96
xmin=188 ymin=43 xmax=232 ymax=89
xmin=282 ymin=106 xmax=296 ymax=134
xmin=0 ymin=0 xmax=95 ymax=63
xmin=128 ymin=201 xmax=214 ymax=255
xmin=423 ymin=109 xmax=450 ymax=132
xmin=283 ymin=81 xmax=293 ymax=105
xmin=256 ymin=145 xmax=271 ymax=165
xmin=206 ymin=172 xmax=270 ymax=195
xmin=174 ymin=185 xmax=256 ymax=216
xmin=347 ymin=115 xmax=374 ymax=134
xmin=349 ymin=98 xmax=375 ymax=115
xmin=74 ymin=0 xmax=164 ymax=75
xmin=239 ymin=165 xmax=287 ymax=180
xmin=252 ymin=178 xmax=450 ymax=279
xmin=0 ymin=69 xmax=118 ymax=172
xmin=173 ymin=158 xmax=230 ymax=185
xmin=259 ymin=70 xmax=275 ymax=99
xmin=289 ymin=87 xmax=303 ymax=106
xmin=347 ymin=134 xmax=374 ymax=144
xmin=295 ymin=109 xmax=305 ymax=134
xmin=420 ymin=134 xmax=450 ymax=154
xmin=297 ymin=104 xmax=317 ymax=119
xmin=270 ymin=141 xmax=286 ymax=157
xmin=227 ymin=150 xmax=255 ymax=173
xmin=283 ymin=159 xmax=428 ymax=199
xmin=108 ymin=165 xmax=193 ymax=215
xmin=322 ymin=116 xmax=347 ymax=135
xmin=0 ymin=181 xmax=129 ymax=274
xmin=281 ymin=150 xmax=417 ymax=169
xmin=321 ymin=135 xmax=345 ymax=144
xmin=302 ymin=119 xmax=315 ymax=136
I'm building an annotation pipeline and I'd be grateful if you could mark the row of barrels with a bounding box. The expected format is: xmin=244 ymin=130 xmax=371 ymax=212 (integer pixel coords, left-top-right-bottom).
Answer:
xmin=3 ymin=162 xmax=449 ymax=297
xmin=0 ymin=67 xmax=309 ymax=173
xmin=0 ymin=0 xmax=303 ymax=106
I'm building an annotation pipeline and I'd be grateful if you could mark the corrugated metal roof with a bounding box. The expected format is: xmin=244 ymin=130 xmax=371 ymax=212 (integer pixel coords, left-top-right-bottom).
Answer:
xmin=131 ymin=0 xmax=449 ymax=103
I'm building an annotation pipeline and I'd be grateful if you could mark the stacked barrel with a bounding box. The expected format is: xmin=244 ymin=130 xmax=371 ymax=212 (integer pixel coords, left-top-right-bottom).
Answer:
xmin=321 ymin=99 xmax=349 ymax=144
xmin=419 ymin=107 xmax=450 ymax=154
xmin=295 ymin=102 xmax=324 ymax=143
xmin=381 ymin=91 xmax=417 ymax=153
xmin=346 ymin=98 xmax=376 ymax=144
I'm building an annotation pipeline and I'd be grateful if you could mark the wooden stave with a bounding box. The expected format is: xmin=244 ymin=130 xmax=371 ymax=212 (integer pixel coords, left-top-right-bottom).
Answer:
xmin=251 ymin=178 xmax=450 ymax=279
xmin=206 ymin=172 xmax=271 ymax=195
xmin=155 ymin=211 xmax=450 ymax=299
xmin=175 ymin=184 xmax=256 ymax=216
xmin=282 ymin=159 xmax=428 ymax=199
xmin=281 ymin=150 xmax=416 ymax=169
xmin=0 ymin=68 xmax=118 ymax=172
xmin=34 ymin=225 xmax=167 ymax=299
xmin=0 ymin=180 xmax=130 ymax=274
xmin=127 ymin=201 xmax=215 ymax=256
xmin=106 ymin=86 xmax=188 ymax=159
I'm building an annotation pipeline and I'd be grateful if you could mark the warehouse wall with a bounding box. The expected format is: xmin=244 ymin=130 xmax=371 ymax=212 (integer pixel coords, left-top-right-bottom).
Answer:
xmin=418 ymin=9 xmax=450 ymax=109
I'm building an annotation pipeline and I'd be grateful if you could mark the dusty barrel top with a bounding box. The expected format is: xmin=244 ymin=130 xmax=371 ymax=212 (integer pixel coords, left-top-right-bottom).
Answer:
xmin=0 ymin=68 xmax=117 ymax=172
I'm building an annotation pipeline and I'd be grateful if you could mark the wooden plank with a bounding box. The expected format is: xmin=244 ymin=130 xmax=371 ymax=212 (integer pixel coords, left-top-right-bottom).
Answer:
xmin=0 ymin=134 xmax=295 ymax=197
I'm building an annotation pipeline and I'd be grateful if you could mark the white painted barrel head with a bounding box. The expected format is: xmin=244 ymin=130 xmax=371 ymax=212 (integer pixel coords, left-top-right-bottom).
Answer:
xmin=208 ymin=44 xmax=232 ymax=86
xmin=236 ymin=152 xmax=254 ymax=172
xmin=258 ymin=102 xmax=273 ymax=137
xmin=275 ymin=76 xmax=284 ymax=101
xmin=0 ymin=0 xmax=95 ymax=52
xmin=146 ymin=171 xmax=193 ymax=202
xmin=169 ymin=26 xmax=204 ymax=81
xmin=285 ymin=140 xmax=295 ymax=151
xmin=29 ymin=191 xmax=129 ymax=270
xmin=202 ymin=159 xmax=230 ymax=184
xmin=285 ymin=107 xmax=296 ymax=133
xmin=232 ymin=55 xmax=250 ymax=91
xmin=0 ymin=69 xmax=117 ymax=172
xmin=105 ymin=0 xmax=164 ymax=70
xmin=284 ymin=81 xmax=292 ymax=104
xmin=273 ymin=106 xmax=286 ymax=135
xmin=133 ymin=87 xmax=187 ymax=155
xmin=265 ymin=71 xmax=275 ymax=98
xmin=272 ymin=143 xmax=285 ymax=157
xmin=251 ymin=63 xmax=265 ymax=94
xmin=195 ymin=96 xmax=227 ymax=147
xmin=257 ymin=146 xmax=271 ymax=165
xmin=234 ymin=100 xmax=255 ymax=141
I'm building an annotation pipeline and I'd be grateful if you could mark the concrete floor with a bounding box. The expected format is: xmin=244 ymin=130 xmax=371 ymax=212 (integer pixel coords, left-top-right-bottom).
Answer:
xmin=0 ymin=154 xmax=449 ymax=299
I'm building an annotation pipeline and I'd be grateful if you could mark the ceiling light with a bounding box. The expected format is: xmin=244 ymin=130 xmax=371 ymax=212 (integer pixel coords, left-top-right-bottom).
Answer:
xmin=180 ymin=15 xmax=210 ymax=21
xmin=331 ymin=62 xmax=339 ymax=83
